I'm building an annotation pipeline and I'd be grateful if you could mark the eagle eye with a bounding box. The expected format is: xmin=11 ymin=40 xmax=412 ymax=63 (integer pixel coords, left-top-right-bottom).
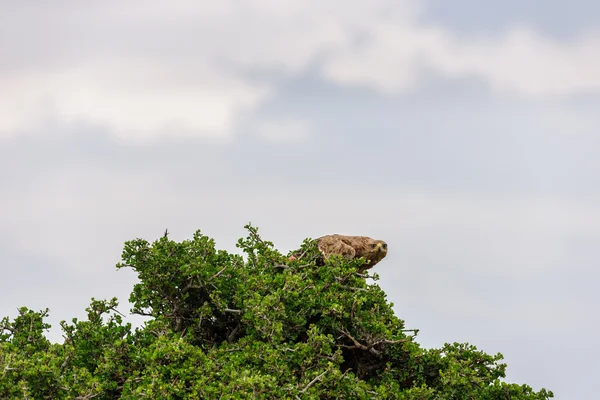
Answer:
xmin=370 ymin=243 xmax=376 ymax=248
xmin=383 ymin=243 xmax=387 ymax=249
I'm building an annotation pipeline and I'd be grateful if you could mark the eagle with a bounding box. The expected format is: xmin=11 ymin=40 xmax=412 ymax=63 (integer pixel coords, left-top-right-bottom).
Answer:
xmin=291 ymin=234 xmax=388 ymax=271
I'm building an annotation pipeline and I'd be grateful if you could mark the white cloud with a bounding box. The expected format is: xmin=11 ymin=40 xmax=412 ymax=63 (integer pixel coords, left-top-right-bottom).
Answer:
xmin=0 ymin=60 xmax=268 ymax=143
xmin=1 ymin=0 xmax=599 ymax=141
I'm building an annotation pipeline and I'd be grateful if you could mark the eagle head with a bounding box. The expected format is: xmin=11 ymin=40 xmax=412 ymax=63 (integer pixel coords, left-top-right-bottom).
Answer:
xmin=362 ymin=239 xmax=387 ymax=269
xmin=368 ymin=240 xmax=387 ymax=255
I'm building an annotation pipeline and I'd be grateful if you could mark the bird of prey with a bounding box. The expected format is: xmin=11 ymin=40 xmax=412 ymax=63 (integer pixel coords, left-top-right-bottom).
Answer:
xmin=291 ymin=234 xmax=388 ymax=271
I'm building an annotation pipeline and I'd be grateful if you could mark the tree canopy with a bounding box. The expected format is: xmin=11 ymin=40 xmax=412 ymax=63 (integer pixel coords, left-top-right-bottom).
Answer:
xmin=0 ymin=225 xmax=553 ymax=399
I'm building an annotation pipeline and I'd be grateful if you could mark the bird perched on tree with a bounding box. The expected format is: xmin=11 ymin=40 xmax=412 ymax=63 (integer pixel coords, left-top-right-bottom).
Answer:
xmin=291 ymin=234 xmax=388 ymax=272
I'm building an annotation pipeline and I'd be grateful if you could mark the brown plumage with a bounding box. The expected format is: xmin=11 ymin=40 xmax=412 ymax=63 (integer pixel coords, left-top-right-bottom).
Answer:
xmin=314 ymin=234 xmax=388 ymax=271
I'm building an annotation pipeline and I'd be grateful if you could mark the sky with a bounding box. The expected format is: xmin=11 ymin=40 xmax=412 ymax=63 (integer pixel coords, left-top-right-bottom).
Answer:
xmin=1 ymin=1 xmax=599 ymax=398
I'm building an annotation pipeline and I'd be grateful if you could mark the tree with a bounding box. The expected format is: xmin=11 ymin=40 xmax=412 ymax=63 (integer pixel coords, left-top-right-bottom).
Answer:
xmin=0 ymin=225 xmax=553 ymax=399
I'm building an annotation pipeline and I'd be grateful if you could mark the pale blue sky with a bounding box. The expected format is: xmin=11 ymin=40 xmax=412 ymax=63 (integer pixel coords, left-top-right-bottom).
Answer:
xmin=1 ymin=1 xmax=599 ymax=398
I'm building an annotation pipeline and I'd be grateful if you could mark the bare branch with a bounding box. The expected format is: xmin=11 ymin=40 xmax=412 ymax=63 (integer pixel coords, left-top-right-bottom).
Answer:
xmin=401 ymin=329 xmax=419 ymax=335
xmin=180 ymin=281 xmax=202 ymax=295
xmin=227 ymin=324 xmax=240 ymax=343
xmin=298 ymin=285 xmax=315 ymax=294
xmin=299 ymin=369 xmax=330 ymax=394
xmin=75 ymin=392 xmax=100 ymax=400
xmin=108 ymin=306 xmax=126 ymax=317
xmin=293 ymin=246 xmax=311 ymax=261
xmin=223 ymin=348 xmax=241 ymax=353
xmin=60 ymin=353 xmax=71 ymax=372
xmin=337 ymin=329 xmax=409 ymax=356
xmin=340 ymin=285 xmax=369 ymax=292
xmin=211 ymin=266 xmax=228 ymax=280
xmin=135 ymin=310 xmax=153 ymax=317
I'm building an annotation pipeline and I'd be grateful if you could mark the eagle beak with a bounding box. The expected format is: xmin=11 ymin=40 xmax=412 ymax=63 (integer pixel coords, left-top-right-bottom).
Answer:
xmin=376 ymin=243 xmax=382 ymax=252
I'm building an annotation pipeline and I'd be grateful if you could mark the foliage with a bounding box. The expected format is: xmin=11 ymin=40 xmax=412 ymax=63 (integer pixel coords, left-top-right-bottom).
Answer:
xmin=0 ymin=224 xmax=553 ymax=399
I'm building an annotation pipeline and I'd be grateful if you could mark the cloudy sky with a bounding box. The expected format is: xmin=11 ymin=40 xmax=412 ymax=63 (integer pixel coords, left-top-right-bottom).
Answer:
xmin=1 ymin=1 xmax=599 ymax=397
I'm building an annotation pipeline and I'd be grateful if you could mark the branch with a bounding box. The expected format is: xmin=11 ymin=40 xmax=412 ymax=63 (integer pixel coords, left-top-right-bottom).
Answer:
xmin=294 ymin=264 xmax=312 ymax=270
xmin=338 ymin=329 xmax=378 ymax=354
xmin=223 ymin=348 xmax=241 ymax=353
xmin=60 ymin=353 xmax=72 ymax=372
xmin=401 ymin=328 xmax=419 ymax=337
xmin=2 ymin=355 xmax=15 ymax=377
xmin=299 ymin=369 xmax=330 ymax=394
xmin=134 ymin=310 xmax=154 ymax=317
xmin=223 ymin=308 xmax=242 ymax=314
xmin=227 ymin=324 xmax=240 ymax=343
xmin=180 ymin=280 xmax=202 ymax=295
xmin=75 ymin=393 xmax=99 ymax=400
xmin=211 ymin=266 xmax=228 ymax=280
xmin=292 ymin=246 xmax=312 ymax=261
xmin=337 ymin=329 xmax=409 ymax=356
xmin=108 ymin=305 xmax=126 ymax=317
xmin=298 ymin=285 xmax=315 ymax=294
xmin=340 ymin=285 xmax=369 ymax=292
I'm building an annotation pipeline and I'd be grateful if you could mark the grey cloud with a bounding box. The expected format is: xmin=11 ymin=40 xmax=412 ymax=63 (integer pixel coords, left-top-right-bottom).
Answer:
xmin=422 ymin=0 xmax=600 ymax=39
xmin=238 ymin=72 xmax=600 ymax=196
xmin=3 ymin=72 xmax=600 ymax=200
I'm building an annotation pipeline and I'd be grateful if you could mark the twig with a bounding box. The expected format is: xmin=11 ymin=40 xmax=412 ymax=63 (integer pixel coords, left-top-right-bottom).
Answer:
xmin=180 ymin=281 xmax=202 ymax=295
xmin=337 ymin=329 xmax=409 ymax=356
xmin=109 ymin=306 xmax=126 ymax=317
xmin=75 ymin=393 xmax=99 ymax=400
xmin=223 ymin=348 xmax=241 ymax=353
xmin=60 ymin=353 xmax=71 ymax=372
xmin=294 ymin=264 xmax=312 ymax=269
xmin=293 ymin=245 xmax=313 ymax=261
xmin=401 ymin=329 xmax=419 ymax=335
xmin=298 ymin=285 xmax=315 ymax=294
xmin=340 ymin=285 xmax=369 ymax=292
xmin=211 ymin=266 xmax=228 ymax=280
xmin=135 ymin=310 xmax=153 ymax=317
xmin=227 ymin=324 xmax=240 ymax=343
xmin=3 ymin=358 xmax=16 ymax=377
xmin=338 ymin=329 xmax=377 ymax=354
xmin=223 ymin=309 xmax=242 ymax=314
xmin=299 ymin=369 xmax=330 ymax=394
